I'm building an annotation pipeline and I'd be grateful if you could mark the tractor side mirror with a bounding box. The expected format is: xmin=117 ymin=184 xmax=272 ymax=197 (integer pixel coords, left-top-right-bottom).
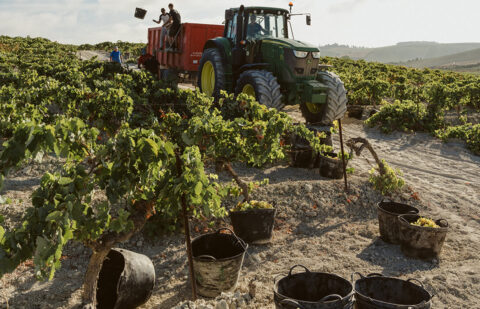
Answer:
xmin=306 ymin=15 xmax=311 ymax=25
xmin=225 ymin=9 xmax=233 ymax=21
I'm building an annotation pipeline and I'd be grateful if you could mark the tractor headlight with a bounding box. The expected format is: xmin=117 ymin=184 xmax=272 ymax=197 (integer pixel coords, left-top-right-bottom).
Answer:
xmin=293 ymin=50 xmax=308 ymax=58
xmin=312 ymin=51 xmax=321 ymax=59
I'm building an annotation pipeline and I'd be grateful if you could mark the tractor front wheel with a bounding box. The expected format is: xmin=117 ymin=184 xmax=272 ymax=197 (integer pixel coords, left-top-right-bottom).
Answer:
xmin=235 ymin=70 xmax=283 ymax=110
xmin=198 ymin=48 xmax=226 ymax=99
xmin=300 ymin=71 xmax=348 ymax=125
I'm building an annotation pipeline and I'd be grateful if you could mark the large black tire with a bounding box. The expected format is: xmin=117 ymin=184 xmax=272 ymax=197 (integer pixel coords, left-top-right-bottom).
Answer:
xmin=235 ymin=70 xmax=284 ymax=110
xmin=197 ymin=48 xmax=226 ymax=99
xmin=300 ymin=71 xmax=348 ymax=125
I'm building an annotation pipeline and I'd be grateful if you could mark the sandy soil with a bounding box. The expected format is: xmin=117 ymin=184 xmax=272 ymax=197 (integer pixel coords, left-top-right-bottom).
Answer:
xmin=76 ymin=50 xmax=137 ymax=71
xmin=0 ymin=111 xmax=479 ymax=309
xmin=76 ymin=50 xmax=110 ymax=62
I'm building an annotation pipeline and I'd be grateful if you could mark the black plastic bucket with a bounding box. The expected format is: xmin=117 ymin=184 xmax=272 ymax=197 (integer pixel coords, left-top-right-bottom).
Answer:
xmin=230 ymin=207 xmax=276 ymax=244
xmin=134 ymin=7 xmax=147 ymax=19
xmin=289 ymin=125 xmax=332 ymax=168
xmin=318 ymin=152 xmax=344 ymax=179
xmin=290 ymin=140 xmax=317 ymax=168
xmin=97 ymin=248 xmax=155 ymax=309
xmin=377 ymin=200 xmax=419 ymax=244
xmin=353 ymin=273 xmax=432 ymax=309
xmin=398 ymin=214 xmax=449 ymax=260
xmin=274 ymin=265 xmax=354 ymax=309
xmin=191 ymin=228 xmax=248 ymax=297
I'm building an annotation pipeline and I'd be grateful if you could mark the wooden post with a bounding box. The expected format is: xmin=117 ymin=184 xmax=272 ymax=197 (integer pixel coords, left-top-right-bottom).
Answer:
xmin=175 ymin=153 xmax=198 ymax=300
xmin=338 ymin=119 xmax=348 ymax=192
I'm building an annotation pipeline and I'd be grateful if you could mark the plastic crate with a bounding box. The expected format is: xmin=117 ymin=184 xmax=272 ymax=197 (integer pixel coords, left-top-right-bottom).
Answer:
xmin=135 ymin=7 xmax=147 ymax=19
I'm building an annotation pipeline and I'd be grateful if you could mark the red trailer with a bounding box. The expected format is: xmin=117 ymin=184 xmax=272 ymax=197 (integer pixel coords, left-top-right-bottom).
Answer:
xmin=146 ymin=23 xmax=224 ymax=82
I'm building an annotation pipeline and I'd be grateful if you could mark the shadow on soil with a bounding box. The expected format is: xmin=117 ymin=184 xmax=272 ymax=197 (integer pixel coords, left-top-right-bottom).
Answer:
xmin=356 ymin=237 xmax=439 ymax=275
xmin=1 ymin=177 xmax=40 ymax=194
xmin=8 ymin=272 xmax=82 ymax=308
xmin=223 ymin=164 xmax=324 ymax=185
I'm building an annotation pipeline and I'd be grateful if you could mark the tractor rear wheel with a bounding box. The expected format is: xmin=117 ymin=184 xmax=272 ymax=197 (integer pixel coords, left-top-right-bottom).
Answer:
xmin=300 ymin=71 xmax=348 ymax=125
xmin=198 ymin=48 xmax=226 ymax=99
xmin=235 ymin=70 xmax=283 ymax=110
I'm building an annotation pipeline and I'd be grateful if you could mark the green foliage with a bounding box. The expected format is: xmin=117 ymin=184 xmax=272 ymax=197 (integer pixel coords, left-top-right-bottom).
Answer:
xmin=321 ymin=56 xmax=480 ymax=155
xmin=322 ymin=56 xmax=480 ymax=109
xmin=369 ymin=160 xmax=405 ymax=195
xmin=0 ymin=36 xmax=334 ymax=282
xmin=365 ymin=100 xmax=427 ymax=133
xmin=225 ymin=179 xmax=269 ymax=198
xmin=435 ymin=124 xmax=480 ymax=155
xmin=0 ymin=118 xmax=99 ymax=190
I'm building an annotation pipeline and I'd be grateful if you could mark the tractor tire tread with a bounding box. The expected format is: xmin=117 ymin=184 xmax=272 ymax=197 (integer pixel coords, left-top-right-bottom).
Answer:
xmin=300 ymin=71 xmax=347 ymax=125
xmin=197 ymin=48 xmax=226 ymax=99
xmin=235 ymin=70 xmax=284 ymax=110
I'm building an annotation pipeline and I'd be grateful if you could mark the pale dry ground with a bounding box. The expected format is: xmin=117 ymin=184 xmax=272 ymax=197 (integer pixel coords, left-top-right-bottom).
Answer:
xmin=0 ymin=106 xmax=479 ymax=308
xmin=75 ymin=50 xmax=110 ymax=62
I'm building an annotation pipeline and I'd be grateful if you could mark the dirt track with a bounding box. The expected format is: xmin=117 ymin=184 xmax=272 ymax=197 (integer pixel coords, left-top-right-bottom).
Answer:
xmin=1 ymin=110 xmax=479 ymax=308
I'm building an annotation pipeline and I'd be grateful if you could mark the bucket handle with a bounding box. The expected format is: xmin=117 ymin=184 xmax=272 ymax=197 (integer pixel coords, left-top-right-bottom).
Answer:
xmin=196 ymin=255 xmax=216 ymax=261
xmin=216 ymin=227 xmax=248 ymax=249
xmin=288 ymin=265 xmax=311 ymax=276
xmin=407 ymin=278 xmax=424 ymax=289
xmin=398 ymin=215 xmax=411 ymax=225
xmin=319 ymin=294 xmax=343 ymax=302
xmin=437 ymin=218 xmax=449 ymax=227
xmin=351 ymin=272 xmax=383 ymax=284
xmin=280 ymin=298 xmax=306 ymax=309
xmin=351 ymin=272 xmax=365 ymax=283
xmin=216 ymin=227 xmax=236 ymax=235
xmin=366 ymin=297 xmax=424 ymax=309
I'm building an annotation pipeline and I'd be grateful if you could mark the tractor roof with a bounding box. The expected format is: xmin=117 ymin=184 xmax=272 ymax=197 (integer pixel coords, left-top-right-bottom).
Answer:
xmin=229 ymin=6 xmax=289 ymax=14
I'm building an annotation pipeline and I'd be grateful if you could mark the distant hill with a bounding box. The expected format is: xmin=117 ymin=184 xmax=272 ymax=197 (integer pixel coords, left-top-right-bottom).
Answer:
xmin=400 ymin=48 xmax=480 ymax=72
xmin=319 ymin=41 xmax=480 ymax=64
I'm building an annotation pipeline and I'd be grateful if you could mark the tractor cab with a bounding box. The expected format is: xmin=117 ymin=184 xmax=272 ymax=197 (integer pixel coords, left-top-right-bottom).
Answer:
xmin=224 ymin=7 xmax=289 ymax=42
xmin=198 ymin=4 xmax=347 ymax=125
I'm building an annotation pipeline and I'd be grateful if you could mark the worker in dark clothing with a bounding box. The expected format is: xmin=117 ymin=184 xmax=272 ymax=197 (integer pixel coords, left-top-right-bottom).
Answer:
xmin=166 ymin=3 xmax=181 ymax=49
xmin=247 ymin=14 xmax=269 ymax=38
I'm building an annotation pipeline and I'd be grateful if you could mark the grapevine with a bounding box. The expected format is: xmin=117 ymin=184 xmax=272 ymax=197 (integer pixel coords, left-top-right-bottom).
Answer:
xmin=0 ymin=36 xmax=331 ymax=307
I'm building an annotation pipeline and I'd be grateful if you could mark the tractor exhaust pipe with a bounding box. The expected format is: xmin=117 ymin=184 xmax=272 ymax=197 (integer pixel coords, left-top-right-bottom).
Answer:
xmin=236 ymin=5 xmax=245 ymax=47
xmin=232 ymin=5 xmax=246 ymax=68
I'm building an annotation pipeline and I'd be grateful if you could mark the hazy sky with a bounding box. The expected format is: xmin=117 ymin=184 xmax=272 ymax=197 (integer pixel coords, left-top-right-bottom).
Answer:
xmin=1 ymin=0 xmax=479 ymax=47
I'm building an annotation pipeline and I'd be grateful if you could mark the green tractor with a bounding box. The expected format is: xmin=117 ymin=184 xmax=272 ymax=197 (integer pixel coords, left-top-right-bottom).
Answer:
xmin=198 ymin=5 xmax=347 ymax=125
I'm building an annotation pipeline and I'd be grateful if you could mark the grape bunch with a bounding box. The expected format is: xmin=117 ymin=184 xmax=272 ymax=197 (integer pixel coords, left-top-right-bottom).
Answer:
xmin=411 ymin=217 xmax=439 ymax=228
xmin=232 ymin=200 xmax=273 ymax=212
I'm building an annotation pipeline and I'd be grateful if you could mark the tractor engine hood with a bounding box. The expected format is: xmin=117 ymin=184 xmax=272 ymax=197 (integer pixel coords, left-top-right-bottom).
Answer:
xmin=260 ymin=37 xmax=319 ymax=52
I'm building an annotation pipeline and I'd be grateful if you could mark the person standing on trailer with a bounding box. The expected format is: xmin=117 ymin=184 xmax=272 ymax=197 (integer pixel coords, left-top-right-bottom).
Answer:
xmin=166 ymin=3 xmax=181 ymax=49
xmin=109 ymin=46 xmax=123 ymax=64
xmin=153 ymin=8 xmax=170 ymax=49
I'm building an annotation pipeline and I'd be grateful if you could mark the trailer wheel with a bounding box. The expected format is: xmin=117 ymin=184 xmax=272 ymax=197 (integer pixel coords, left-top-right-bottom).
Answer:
xmin=198 ymin=48 xmax=226 ymax=99
xmin=235 ymin=70 xmax=284 ymax=110
xmin=300 ymin=71 xmax=348 ymax=125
